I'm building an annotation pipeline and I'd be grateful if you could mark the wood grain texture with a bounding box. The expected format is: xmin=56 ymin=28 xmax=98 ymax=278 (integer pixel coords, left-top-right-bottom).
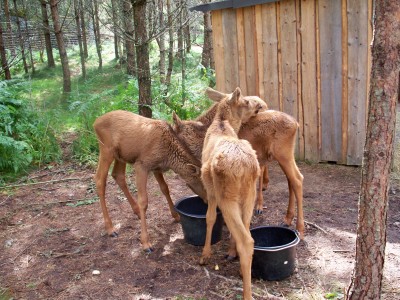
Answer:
xmin=255 ymin=5 xmax=264 ymax=98
xmin=318 ymin=0 xmax=342 ymax=162
xmin=346 ymin=0 xmax=368 ymax=165
xmin=261 ymin=3 xmax=279 ymax=109
xmin=243 ymin=6 xmax=258 ymax=96
xmin=222 ymin=9 xmax=239 ymax=92
xmin=211 ymin=10 xmax=225 ymax=91
xmin=301 ymin=0 xmax=319 ymax=162
xmin=207 ymin=0 xmax=372 ymax=165
xmin=236 ymin=8 xmax=247 ymax=95
xmin=279 ymin=0 xmax=298 ymax=119
xmin=277 ymin=2 xmax=283 ymax=111
xmin=296 ymin=0 xmax=303 ymax=160
xmin=341 ymin=0 xmax=348 ymax=164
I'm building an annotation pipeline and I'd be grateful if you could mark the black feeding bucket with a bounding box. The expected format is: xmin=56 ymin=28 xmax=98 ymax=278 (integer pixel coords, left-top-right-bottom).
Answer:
xmin=250 ymin=226 xmax=300 ymax=281
xmin=174 ymin=195 xmax=223 ymax=246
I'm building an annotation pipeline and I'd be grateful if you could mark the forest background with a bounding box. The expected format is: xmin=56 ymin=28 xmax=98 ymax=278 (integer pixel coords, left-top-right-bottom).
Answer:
xmin=0 ymin=0 xmax=214 ymax=181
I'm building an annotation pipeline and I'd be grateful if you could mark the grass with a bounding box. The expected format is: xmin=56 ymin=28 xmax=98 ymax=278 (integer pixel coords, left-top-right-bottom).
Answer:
xmin=0 ymin=41 xmax=213 ymax=179
xmin=0 ymin=288 xmax=13 ymax=300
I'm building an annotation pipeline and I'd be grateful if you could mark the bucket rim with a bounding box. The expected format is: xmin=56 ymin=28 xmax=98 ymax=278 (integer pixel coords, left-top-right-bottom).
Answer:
xmin=174 ymin=195 xmax=221 ymax=219
xmin=250 ymin=225 xmax=300 ymax=252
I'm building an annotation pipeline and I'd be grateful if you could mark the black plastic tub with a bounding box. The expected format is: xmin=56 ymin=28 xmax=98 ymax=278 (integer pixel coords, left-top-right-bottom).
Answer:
xmin=250 ymin=226 xmax=300 ymax=281
xmin=175 ymin=195 xmax=223 ymax=246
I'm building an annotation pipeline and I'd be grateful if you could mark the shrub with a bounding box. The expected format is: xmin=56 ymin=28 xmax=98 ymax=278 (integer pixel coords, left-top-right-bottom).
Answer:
xmin=0 ymin=80 xmax=61 ymax=176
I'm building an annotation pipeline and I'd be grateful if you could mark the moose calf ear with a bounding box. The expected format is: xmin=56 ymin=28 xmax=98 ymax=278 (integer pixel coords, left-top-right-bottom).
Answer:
xmin=205 ymin=87 xmax=226 ymax=102
xmin=187 ymin=164 xmax=201 ymax=176
xmin=233 ymin=86 xmax=242 ymax=97
xmin=228 ymin=87 xmax=242 ymax=104
xmin=172 ymin=111 xmax=182 ymax=129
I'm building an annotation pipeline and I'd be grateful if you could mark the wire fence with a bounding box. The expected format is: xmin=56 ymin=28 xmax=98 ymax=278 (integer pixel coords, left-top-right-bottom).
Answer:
xmin=1 ymin=17 xmax=95 ymax=53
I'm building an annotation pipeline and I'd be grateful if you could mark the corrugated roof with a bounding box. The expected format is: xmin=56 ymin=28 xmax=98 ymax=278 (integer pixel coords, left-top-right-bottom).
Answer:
xmin=190 ymin=0 xmax=280 ymax=12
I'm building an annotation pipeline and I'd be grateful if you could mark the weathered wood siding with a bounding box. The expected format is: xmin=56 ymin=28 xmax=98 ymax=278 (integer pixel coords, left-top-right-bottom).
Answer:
xmin=210 ymin=0 xmax=372 ymax=165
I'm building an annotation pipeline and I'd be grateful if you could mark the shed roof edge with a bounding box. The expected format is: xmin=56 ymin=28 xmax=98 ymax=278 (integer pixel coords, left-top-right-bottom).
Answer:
xmin=190 ymin=0 xmax=280 ymax=12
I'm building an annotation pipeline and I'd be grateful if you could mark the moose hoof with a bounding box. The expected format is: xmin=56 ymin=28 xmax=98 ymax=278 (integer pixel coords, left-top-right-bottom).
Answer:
xmin=255 ymin=209 xmax=263 ymax=215
xmin=225 ymin=255 xmax=238 ymax=262
xmin=300 ymin=239 xmax=308 ymax=247
xmin=109 ymin=231 xmax=118 ymax=237
xmin=199 ymin=256 xmax=209 ymax=266
xmin=143 ymin=247 xmax=154 ymax=254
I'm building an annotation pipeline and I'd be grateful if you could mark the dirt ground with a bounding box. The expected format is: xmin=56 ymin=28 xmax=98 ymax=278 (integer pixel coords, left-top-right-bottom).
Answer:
xmin=1 ymin=151 xmax=399 ymax=300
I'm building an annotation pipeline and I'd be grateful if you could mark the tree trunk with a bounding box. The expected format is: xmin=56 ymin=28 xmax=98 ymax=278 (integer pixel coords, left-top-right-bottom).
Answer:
xmin=80 ymin=0 xmax=88 ymax=59
xmin=179 ymin=0 xmax=186 ymax=104
xmin=165 ymin=0 xmax=173 ymax=87
xmin=13 ymin=0 xmax=28 ymax=73
xmin=74 ymin=0 xmax=86 ymax=80
xmin=201 ymin=0 xmax=213 ymax=69
xmin=49 ymin=0 xmax=71 ymax=94
xmin=3 ymin=0 xmax=15 ymax=56
xmin=40 ymin=0 xmax=55 ymax=68
xmin=132 ymin=0 xmax=152 ymax=118
xmin=22 ymin=5 xmax=35 ymax=74
xmin=123 ymin=0 xmax=136 ymax=76
xmin=0 ymin=20 xmax=11 ymax=79
xmin=346 ymin=1 xmax=400 ymax=299
xmin=111 ymin=0 xmax=119 ymax=60
xmin=176 ymin=1 xmax=183 ymax=59
xmin=182 ymin=1 xmax=190 ymax=53
xmin=92 ymin=0 xmax=102 ymax=69
xmin=156 ymin=0 xmax=165 ymax=85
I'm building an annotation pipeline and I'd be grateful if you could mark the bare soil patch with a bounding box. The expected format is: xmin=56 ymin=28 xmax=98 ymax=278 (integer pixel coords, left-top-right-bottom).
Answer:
xmin=1 ymin=156 xmax=399 ymax=300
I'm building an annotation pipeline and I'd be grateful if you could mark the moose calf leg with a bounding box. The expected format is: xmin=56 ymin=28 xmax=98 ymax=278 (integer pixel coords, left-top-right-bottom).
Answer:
xmin=200 ymin=199 xmax=218 ymax=265
xmin=135 ymin=166 xmax=153 ymax=252
xmin=255 ymin=165 xmax=268 ymax=214
xmin=220 ymin=202 xmax=254 ymax=300
xmin=111 ymin=160 xmax=140 ymax=217
xmin=262 ymin=165 xmax=269 ymax=190
xmin=95 ymin=150 xmax=117 ymax=237
xmin=255 ymin=166 xmax=266 ymax=215
xmin=153 ymin=171 xmax=180 ymax=222
xmin=279 ymin=159 xmax=304 ymax=239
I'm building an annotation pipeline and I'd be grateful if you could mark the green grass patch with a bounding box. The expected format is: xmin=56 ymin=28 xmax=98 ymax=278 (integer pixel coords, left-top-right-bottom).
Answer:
xmin=0 ymin=287 xmax=13 ymax=300
xmin=65 ymin=197 xmax=98 ymax=207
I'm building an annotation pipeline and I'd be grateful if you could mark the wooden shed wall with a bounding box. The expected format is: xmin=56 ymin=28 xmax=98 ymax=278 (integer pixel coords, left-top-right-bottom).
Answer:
xmin=210 ymin=0 xmax=372 ymax=165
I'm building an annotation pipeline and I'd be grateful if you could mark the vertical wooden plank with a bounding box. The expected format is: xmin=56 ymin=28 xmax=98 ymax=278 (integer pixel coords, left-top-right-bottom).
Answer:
xmin=346 ymin=0 xmax=368 ymax=165
xmin=222 ymin=9 xmax=239 ymax=92
xmin=211 ymin=10 xmax=225 ymax=92
xmin=254 ymin=5 xmax=264 ymax=99
xmin=318 ymin=0 xmax=342 ymax=162
xmin=276 ymin=2 xmax=283 ymax=111
xmin=301 ymin=0 xmax=319 ymax=162
xmin=341 ymin=0 xmax=348 ymax=164
xmin=236 ymin=8 xmax=247 ymax=95
xmin=261 ymin=3 xmax=279 ymax=110
xmin=367 ymin=0 xmax=373 ymax=118
xmin=279 ymin=0 xmax=298 ymax=119
xmin=296 ymin=0 xmax=304 ymax=160
xmin=279 ymin=0 xmax=298 ymax=155
xmin=316 ymin=0 xmax=322 ymax=159
xmin=243 ymin=6 xmax=258 ymax=96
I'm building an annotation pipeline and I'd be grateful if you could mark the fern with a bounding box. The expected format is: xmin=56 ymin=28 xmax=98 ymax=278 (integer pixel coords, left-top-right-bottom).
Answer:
xmin=0 ymin=135 xmax=32 ymax=172
xmin=0 ymin=79 xmax=61 ymax=174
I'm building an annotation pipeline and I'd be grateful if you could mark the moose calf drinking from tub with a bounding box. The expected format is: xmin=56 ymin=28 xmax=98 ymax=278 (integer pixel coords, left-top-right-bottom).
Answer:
xmin=199 ymin=87 xmax=266 ymax=300
xmin=93 ymin=110 xmax=207 ymax=252
xmin=173 ymin=88 xmax=305 ymax=239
